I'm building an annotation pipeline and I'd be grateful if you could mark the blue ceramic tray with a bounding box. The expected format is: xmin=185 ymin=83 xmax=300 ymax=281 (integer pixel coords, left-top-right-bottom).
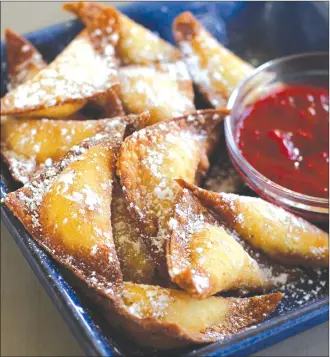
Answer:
xmin=1 ymin=2 xmax=329 ymax=356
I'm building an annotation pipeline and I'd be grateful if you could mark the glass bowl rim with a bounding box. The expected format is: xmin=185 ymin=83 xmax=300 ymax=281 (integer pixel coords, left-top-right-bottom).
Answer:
xmin=225 ymin=51 xmax=329 ymax=207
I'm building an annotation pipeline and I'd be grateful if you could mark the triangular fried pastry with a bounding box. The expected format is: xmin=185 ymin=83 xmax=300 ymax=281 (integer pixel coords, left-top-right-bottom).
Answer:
xmin=118 ymin=62 xmax=195 ymax=125
xmin=173 ymin=12 xmax=253 ymax=107
xmin=5 ymin=29 xmax=46 ymax=90
xmin=167 ymin=189 xmax=268 ymax=298
xmin=177 ymin=181 xmax=329 ymax=268
xmin=117 ymin=109 xmax=227 ymax=268
xmin=64 ymin=2 xmax=182 ymax=65
xmin=96 ymin=282 xmax=283 ymax=349
xmin=4 ymin=33 xmax=95 ymax=121
xmin=1 ymin=7 xmax=120 ymax=118
xmin=4 ymin=132 xmax=126 ymax=294
xmin=56 ymin=3 xmax=124 ymax=118
xmin=1 ymin=114 xmax=134 ymax=184
xmin=115 ymin=10 xmax=182 ymax=65
xmin=112 ymin=180 xmax=156 ymax=283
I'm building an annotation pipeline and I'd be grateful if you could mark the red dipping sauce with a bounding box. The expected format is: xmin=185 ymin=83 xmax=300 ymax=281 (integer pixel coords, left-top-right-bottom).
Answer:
xmin=236 ymin=86 xmax=329 ymax=198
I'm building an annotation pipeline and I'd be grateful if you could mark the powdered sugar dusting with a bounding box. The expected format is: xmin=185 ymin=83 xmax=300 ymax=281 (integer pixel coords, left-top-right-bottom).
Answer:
xmin=6 ymin=131 xmax=119 ymax=228
xmin=8 ymin=50 xmax=45 ymax=91
xmin=6 ymin=29 xmax=46 ymax=91
xmin=121 ymin=284 xmax=171 ymax=319
xmin=2 ymin=32 xmax=119 ymax=113
xmin=120 ymin=111 xmax=225 ymax=261
xmin=179 ymin=27 xmax=253 ymax=107
xmin=5 ymin=131 xmax=126 ymax=295
xmin=3 ymin=151 xmax=36 ymax=184
xmin=157 ymin=60 xmax=191 ymax=81
xmin=16 ymin=165 xmax=59 ymax=229
xmin=118 ymin=13 xmax=181 ymax=65
xmin=169 ymin=189 xmax=270 ymax=294
xmin=111 ymin=180 xmax=155 ymax=283
xmin=169 ymin=189 xmax=214 ymax=276
xmin=82 ymin=185 xmax=101 ymax=211
xmin=220 ymin=192 xmax=317 ymax=233
xmin=124 ymin=120 xmax=204 ymax=255
xmin=1 ymin=116 xmax=127 ymax=183
xmin=118 ymin=63 xmax=194 ymax=121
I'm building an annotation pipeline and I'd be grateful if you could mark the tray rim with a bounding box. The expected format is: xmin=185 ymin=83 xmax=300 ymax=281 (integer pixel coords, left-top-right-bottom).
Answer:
xmin=1 ymin=2 xmax=329 ymax=356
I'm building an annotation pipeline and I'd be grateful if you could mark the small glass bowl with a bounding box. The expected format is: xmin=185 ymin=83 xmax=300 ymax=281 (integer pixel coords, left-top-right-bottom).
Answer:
xmin=225 ymin=52 xmax=329 ymax=223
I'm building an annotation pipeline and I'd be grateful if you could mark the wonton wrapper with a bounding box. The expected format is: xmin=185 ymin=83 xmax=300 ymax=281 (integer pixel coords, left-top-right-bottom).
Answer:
xmin=96 ymin=282 xmax=283 ymax=349
xmin=178 ymin=181 xmax=329 ymax=268
xmin=64 ymin=1 xmax=181 ymax=65
xmin=64 ymin=1 xmax=182 ymax=66
xmin=5 ymin=131 xmax=127 ymax=294
xmin=173 ymin=12 xmax=253 ymax=107
xmin=1 ymin=115 xmax=129 ymax=184
xmin=61 ymin=2 xmax=125 ymax=117
xmin=115 ymin=10 xmax=182 ymax=65
xmin=118 ymin=62 xmax=195 ymax=125
xmin=117 ymin=109 xmax=226 ymax=269
xmin=5 ymin=29 xmax=46 ymax=90
xmin=112 ymin=180 xmax=156 ymax=283
xmin=167 ymin=189 xmax=268 ymax=298
xmin=1 ymin=7 xmax=120 ymax=118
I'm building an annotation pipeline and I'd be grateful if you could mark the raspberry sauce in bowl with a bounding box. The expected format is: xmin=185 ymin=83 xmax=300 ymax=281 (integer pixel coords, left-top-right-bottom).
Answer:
xmin=236 ymin=86 xmax=329 ymax=199
xmin=226 ymin=53 xmax=329 ymax=222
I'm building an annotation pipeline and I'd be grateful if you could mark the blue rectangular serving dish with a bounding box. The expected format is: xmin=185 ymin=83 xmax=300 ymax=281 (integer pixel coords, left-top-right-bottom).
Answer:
xmin=1 ymin=2 xmax=329 ymax=356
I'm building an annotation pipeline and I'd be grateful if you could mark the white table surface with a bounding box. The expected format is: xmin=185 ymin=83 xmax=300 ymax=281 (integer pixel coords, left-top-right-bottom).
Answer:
xmin=1 ymin=2 xmax=328 ymax=356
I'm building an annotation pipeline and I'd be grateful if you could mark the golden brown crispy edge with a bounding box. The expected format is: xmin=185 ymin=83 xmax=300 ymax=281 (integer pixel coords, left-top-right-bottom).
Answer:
xmin=5 ymin=28 xmax=46 ymax=89
xmin=112 ymin=179 xmax=157 ymax=284
xmin=94 ymin=283 xmax=283 ymax=349
xmin=117 ymin=108 xmax=228 ymax=233
xmin=167 ymin=189 xmax=269 ymax=298
xmin=64 ymin=1 xmax=182 ymax=66
xmin=1 ymin=8 xmax=120 ymax=118
xmin=0 ymin=113 xmax=143 ymax=184
xmin=177 ymin=180 xmax=329 ymax=268
xmin=4 ymin=131 xmax=126 ymax=296
xmin=173 ymin=11 xmax=253 ymax=107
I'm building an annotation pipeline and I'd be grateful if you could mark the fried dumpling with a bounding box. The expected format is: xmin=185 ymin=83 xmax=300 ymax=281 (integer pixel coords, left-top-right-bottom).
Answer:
xmin=112 ymin=180 xmax=156 ymax=283
xmin=177 ymin=181 xmax=329 ymax=268
xmin=97 ymin=282 xmax=283 ymax=349
xmin=118 ymin=109 xmax=226 ymax=234
xmin=61 ymin=2 xmax=125 ymax=117
xmin=64 ymin=1 xmax=182 ymax=65
xmin=115 ymin=10 xmax=182 ymax=65
xmin=5 ymin=132 xmax=127 ymax=294
xmin=1 ymin=115 xmax=132 ymax=184
xmin=173 ymin=12 xmax=253 ymax=107
xmin=1 ymin=7 xmax=120 ymax=118
xmin=117 ymin=110 xmax=226 ymax=269
xmin=118 ymin=62 xmax=195 ymax=125
xmin=167 ymin=189 xmax=268 ymax=298
xmin=5 ymin=28 xmax=46 ymax=90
